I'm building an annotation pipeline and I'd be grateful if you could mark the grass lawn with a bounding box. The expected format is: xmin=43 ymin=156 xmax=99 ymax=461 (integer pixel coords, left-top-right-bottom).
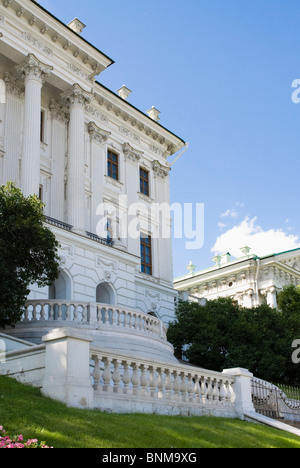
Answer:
xmin=0 ymin=376 xmax=299 ymax=449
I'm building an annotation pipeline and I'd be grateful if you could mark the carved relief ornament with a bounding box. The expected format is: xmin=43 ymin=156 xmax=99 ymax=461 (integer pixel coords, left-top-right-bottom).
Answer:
xmin=16 ymin=54 xmax=53 ymax=84
xmin=123 ymin=142 xmax=143 ymax=163
xmin=88 ymin=121 xmax=111 ymax=144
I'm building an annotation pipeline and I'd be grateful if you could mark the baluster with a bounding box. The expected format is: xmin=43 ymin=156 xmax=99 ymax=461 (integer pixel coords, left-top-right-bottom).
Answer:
xmin=213 ymin=378 xmax=220 ymax=401
xmin=149 ymin=366 xmax=157 ymax=398
xmin=157 ymin=368 xmax=164 ymax=398
xmin=140 ymin=365 xmax=149 ymax=396
xmin=48 ymin=303 xmax=54 ymax=321
xmin=110 ymin=308 xmax=115 ymax=325
xmin=103 ymin=357 xmax=112 ymax=392
xmin=173 ymin=370 xmax=181 ymax=399
xmin=194 ymin=375 xmax=201 ymax=402
xmin=123 ymin=310 xmax=128 ymax=328
xmin=219 ymin=380 xmax=226 ymax=403
xmin=137 ymin=313 xmax=142 ymax=331
xmin=32 ymin=304 xmax=38 ymax=322
xmin=131 ymin=363 xmax=140 ymax=396
xmin=96 ymin=305 xmax=101 ymax=323
xmin=104 ymin=307 xmax=109 ymax=324
xmin=65 ymin=304 xmax=71 ymax=321
xmin=206 ymin=377 xmax=213 ymax=401
xmin=40 ymin=303 xmax=46 ymax=321
xmin=112 ymin=359 xmax=122 ymax=393
xmin=180 ymin=372 xmax=188 ymax=402
xmin=187 ymin=373 xmax=194 ymax=402
xmin=82 ymin=305 xmax=87 ymax=322
xmin=122 ymin=361 xmax=131 ymax=394
xmin=128 ymin=312 xmax=133 ymax=328
xmin=57 ymin=303 xmax=63 ymax=320
xmin=201 ymin=376 xmax=208 ymax=403
xmin=165 ymin=369 xmax=172 ymax=398
xmin=117 ymin=309 xmax=122 ymax=326
xmin=92 ymin=355 xmax=101 ymax=390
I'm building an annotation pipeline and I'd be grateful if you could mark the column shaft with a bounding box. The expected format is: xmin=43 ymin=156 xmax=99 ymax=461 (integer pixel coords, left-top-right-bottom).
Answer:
xmin=17 ymin=54 xmax=53 ymax=197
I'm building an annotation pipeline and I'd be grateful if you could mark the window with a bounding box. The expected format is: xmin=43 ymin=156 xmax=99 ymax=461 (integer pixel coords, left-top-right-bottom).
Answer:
xmin=107 ymin=150 xmax=119 ymax=180
xmin=39 ymin=185 xmax=43 ymax=202
xmin=140 ymin=168 xmax=149 ymax=196
xmin=107 ymin=217 xmax=113 ymax=241
xmin=140 ymin=234 xmax=152 ymax=276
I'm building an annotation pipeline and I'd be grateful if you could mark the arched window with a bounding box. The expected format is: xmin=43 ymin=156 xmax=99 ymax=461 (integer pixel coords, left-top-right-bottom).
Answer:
xmin=49 ymin=270 xmax=72 ymax=300
xmin=96 ymin=282 xmax=116 ymax=306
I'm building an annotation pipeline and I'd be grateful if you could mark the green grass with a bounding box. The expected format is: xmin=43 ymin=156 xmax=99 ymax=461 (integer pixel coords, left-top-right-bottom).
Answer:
xmin=0 ymin=376 xmax=299 ymax=448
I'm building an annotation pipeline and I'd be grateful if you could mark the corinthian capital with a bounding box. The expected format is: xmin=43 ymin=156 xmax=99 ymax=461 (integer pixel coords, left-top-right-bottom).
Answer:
xmin=16 ymin=53 xmax=53 ymax=84
xmin=61 ymin=83 xmax=94 ymax=107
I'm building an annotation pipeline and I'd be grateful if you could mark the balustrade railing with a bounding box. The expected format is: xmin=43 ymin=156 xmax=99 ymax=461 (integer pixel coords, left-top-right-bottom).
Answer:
xmin=90 ymin=350 xmax=236 ymax=412
xmin=23 ymin=301 xmax=167 ymax=340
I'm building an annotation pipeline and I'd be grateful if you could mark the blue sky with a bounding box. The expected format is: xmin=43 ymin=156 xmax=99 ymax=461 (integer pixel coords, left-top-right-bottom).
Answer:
xmin=39 ymin=0 xmax=300 ymax=278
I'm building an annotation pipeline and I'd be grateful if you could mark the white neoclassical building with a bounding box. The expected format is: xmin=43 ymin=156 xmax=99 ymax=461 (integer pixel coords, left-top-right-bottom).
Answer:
xmin=0 ymin=2 xmax=294 ymax=423
xmin=0 ymin=0 xmax=187 ymax=361
xmin=174 ymin=247 xmax=300 ymax=310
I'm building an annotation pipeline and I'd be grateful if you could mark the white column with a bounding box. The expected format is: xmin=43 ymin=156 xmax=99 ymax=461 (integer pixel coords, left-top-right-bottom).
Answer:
xmin=61 ymin=84 xmax=94 ymax=234
xmin=16 ymin=54 xmax=53 ymax=197
xmin=88 ymin=122 xmax=111 ymax=234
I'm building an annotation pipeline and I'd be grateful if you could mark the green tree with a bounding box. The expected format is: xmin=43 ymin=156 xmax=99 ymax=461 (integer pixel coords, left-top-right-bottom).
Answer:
xmin=277 ymin=285 xmax=300 ymax=385
xmin=0 ymin=182 xmax=60 ymax=328
xmin=167 ymin=297 xmax=296 ymax=384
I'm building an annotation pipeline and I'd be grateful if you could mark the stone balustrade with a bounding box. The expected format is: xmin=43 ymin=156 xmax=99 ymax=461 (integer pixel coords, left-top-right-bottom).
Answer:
xmin=23 ymin=300 xmax=167 ymax=341
xmin=90 ymin=349 xmax=236 ymax=417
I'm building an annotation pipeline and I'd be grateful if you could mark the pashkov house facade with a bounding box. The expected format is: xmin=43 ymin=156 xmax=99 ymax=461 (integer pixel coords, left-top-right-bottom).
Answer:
xmin=0 ymin=0 xmax=186 ymax=362
xmin=0 ymin=2 xmax=286 ymax=422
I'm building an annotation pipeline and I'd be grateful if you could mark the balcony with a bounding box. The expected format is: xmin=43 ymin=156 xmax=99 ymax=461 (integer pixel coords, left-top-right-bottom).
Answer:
xmin=45 ymin=217 xmax=115 ymax=248
xmin=7 ymin=300 xmax=176 ymax=364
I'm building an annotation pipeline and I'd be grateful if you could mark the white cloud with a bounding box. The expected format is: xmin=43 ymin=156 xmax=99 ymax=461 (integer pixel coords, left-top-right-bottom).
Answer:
xmin=211 ymin=217 xmax=300 ymax=258
xmin=220 ymin=208 xmax=239 ymax=219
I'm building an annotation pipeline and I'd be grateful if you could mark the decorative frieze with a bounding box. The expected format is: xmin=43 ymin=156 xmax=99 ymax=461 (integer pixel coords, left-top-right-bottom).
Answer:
xmin=85 ymin=104 xmax=108 ymax=123
xmin=67 ymin=63 xmax=91 ymax=82
xmin=120 ymin=126 xmax=140 ymax=144
xmin=22 ymin=32 xmax=54 ymax=57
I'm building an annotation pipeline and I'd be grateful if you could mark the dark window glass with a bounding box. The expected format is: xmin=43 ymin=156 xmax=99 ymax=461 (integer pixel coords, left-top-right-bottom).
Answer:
xmin=140 ymin=168 xmax=149 ymax=196
xmin=140 ymin=234 xmax=152 ymax=275
xmin=108 ymin=150 xmax=119 ymax=180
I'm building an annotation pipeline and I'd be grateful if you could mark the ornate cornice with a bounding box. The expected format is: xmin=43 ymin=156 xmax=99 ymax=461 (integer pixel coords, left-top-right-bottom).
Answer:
xmin=88 ymin=121 xmax=111 ymax=144
xmin=152 ymin=160 xmax=170 ymax=179
xmin=123 ymin=142 xmax=143 ymax=163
